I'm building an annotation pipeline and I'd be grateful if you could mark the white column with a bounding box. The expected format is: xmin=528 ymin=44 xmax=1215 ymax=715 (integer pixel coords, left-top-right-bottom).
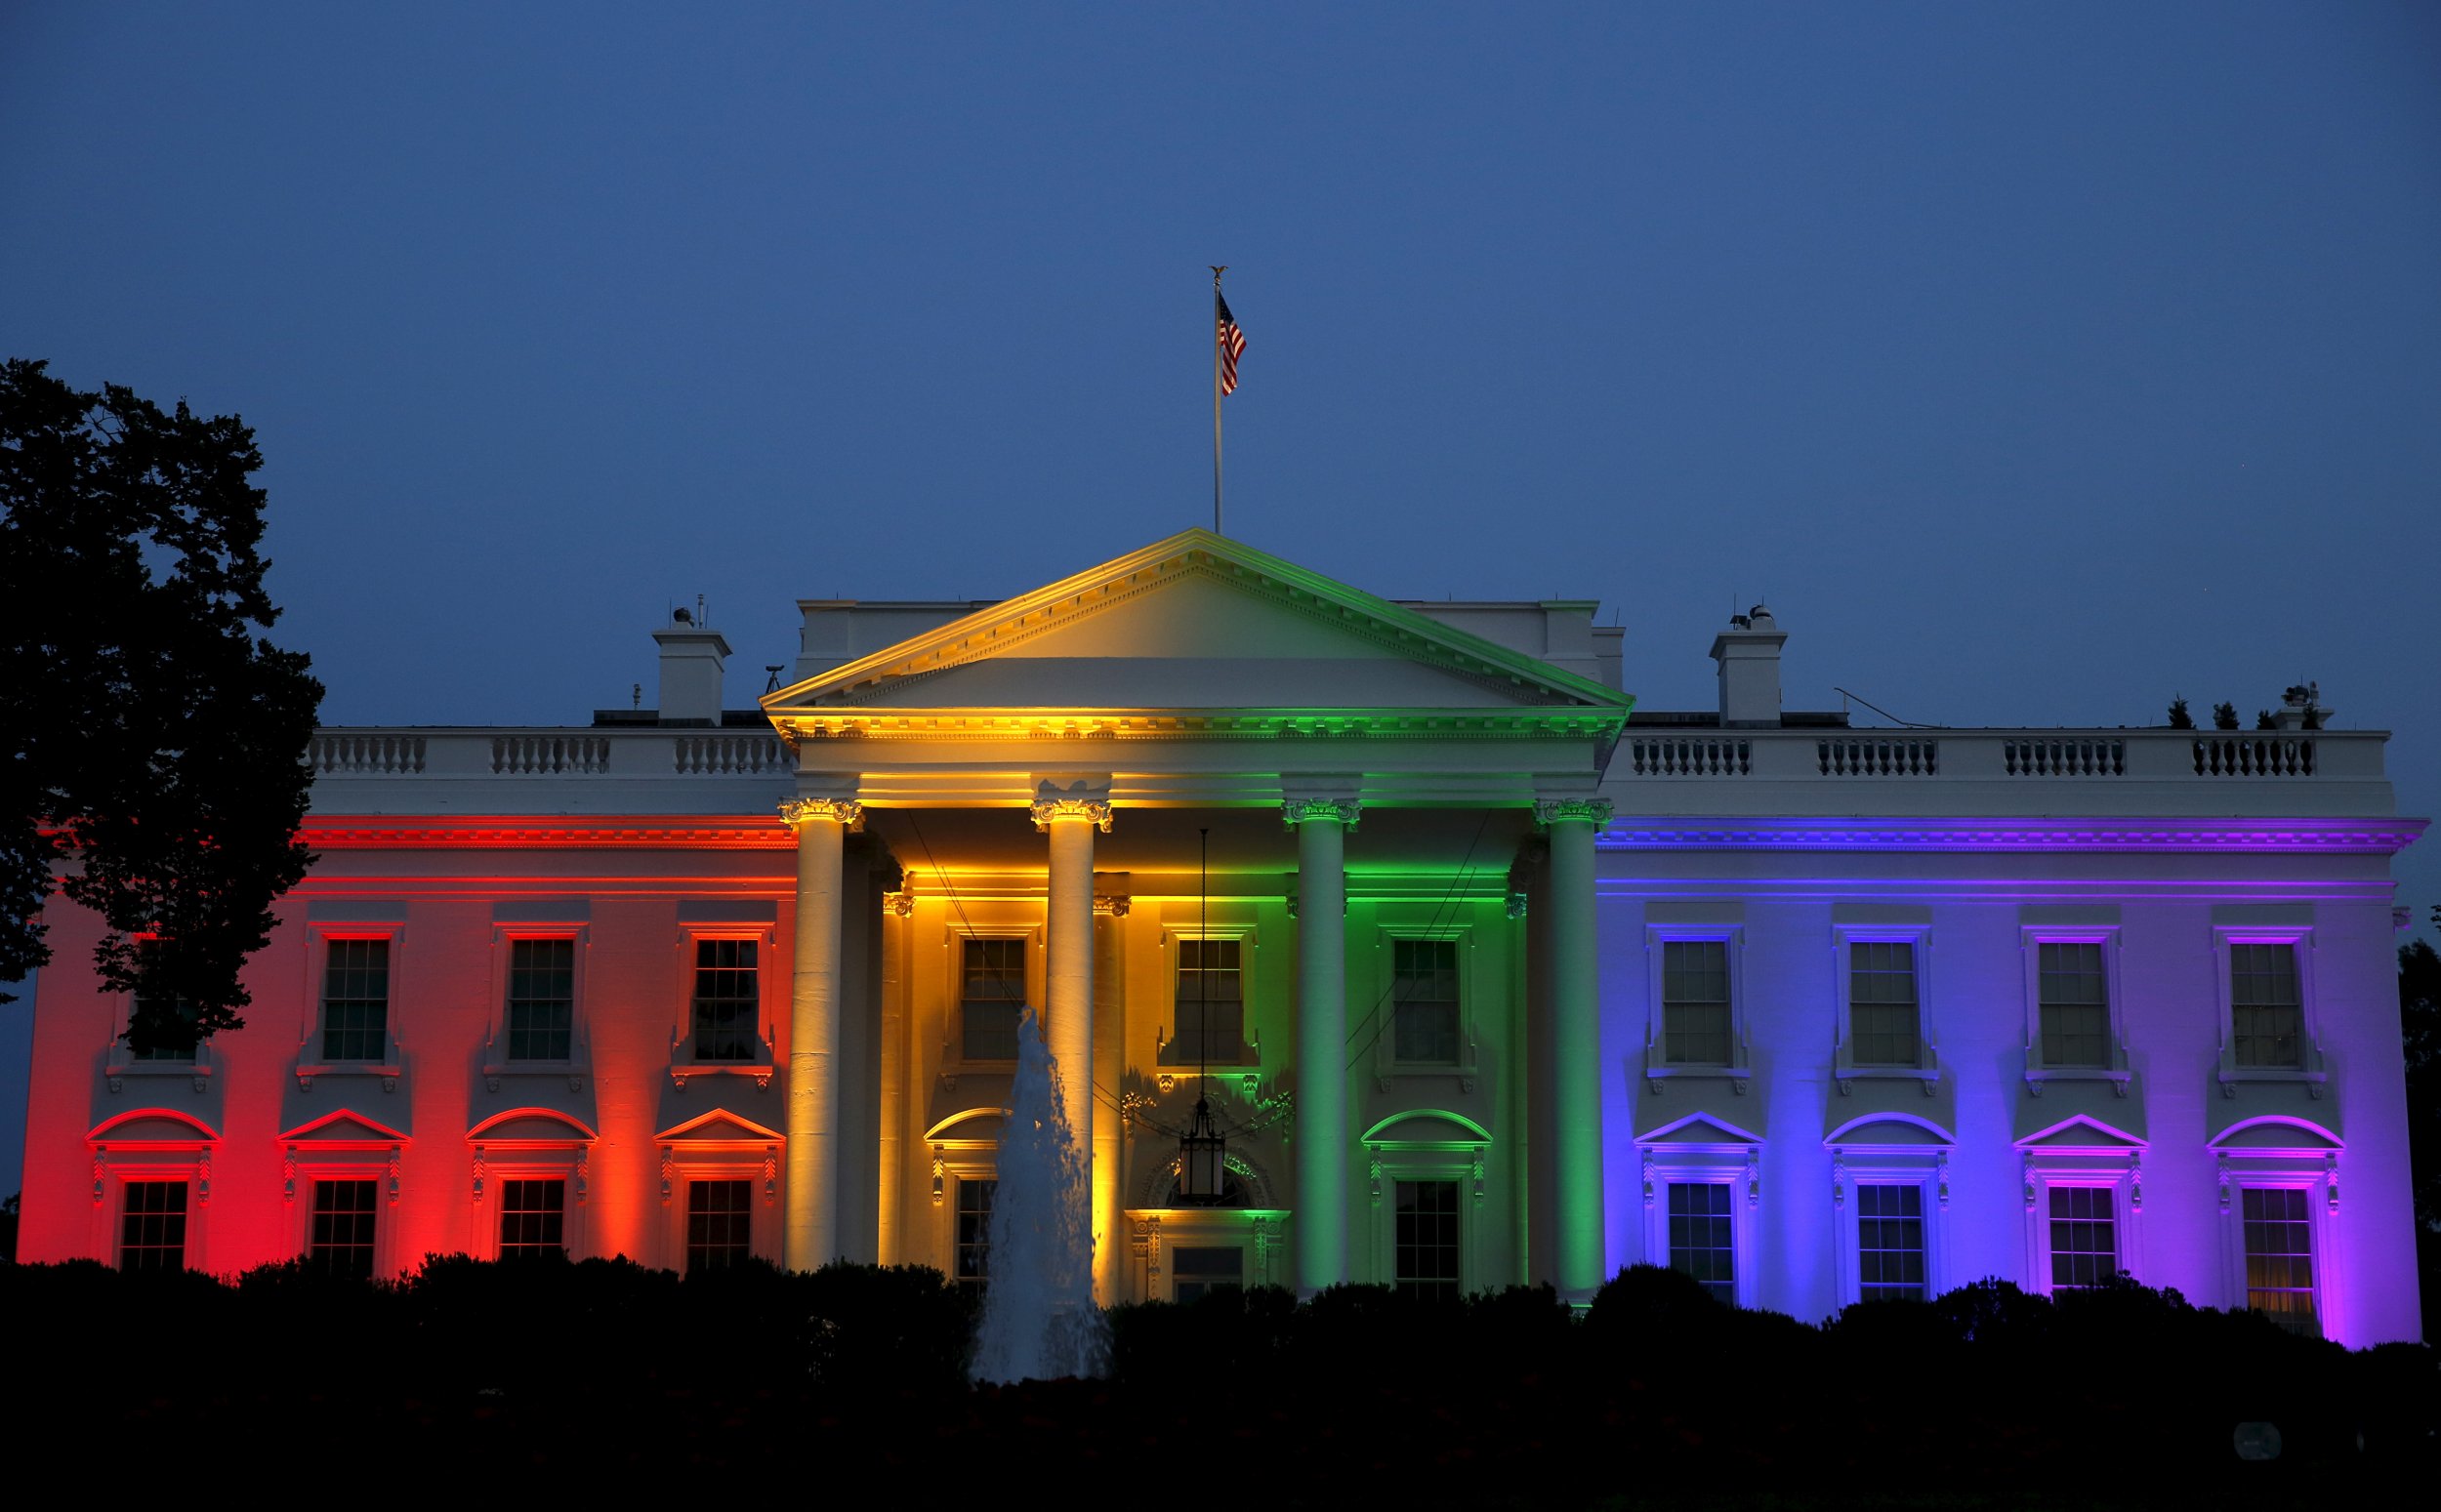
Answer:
xmin=1032 ymin=796 xmax=1111 ymax=1209
xmin=780 ymin=796 xmax=860 ymax=1271
xmin=1287 ymin=796 xmax=1359 ymax=1294
xmin=1537 ymin=797 xmax=1612 ymax=1301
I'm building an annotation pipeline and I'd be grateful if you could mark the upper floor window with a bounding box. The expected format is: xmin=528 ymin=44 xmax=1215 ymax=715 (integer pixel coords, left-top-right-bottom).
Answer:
xmin=2229 ymin=943 xmax=2302 ymax=1070
xmin=1390 ymin=938 xmax=1461 ymax=1066
xmin=961 ymin=938 xmax=1024 ymax=1062
xmin=119 ymin=1180 xmax=189 ymax=1271
xmin=1847 ymin=943 xmax=1920 ymax=1067
xmin=320 ymin=938 xmax=391 ymax=1063
xmin=507 ymin=938 xmax=576 ymax=1061
xmin=690 ymin=939 xmax=760 ymax=1062
xmin=2037 ymin=943 xmax=2110 ymax=1069
xmin=1175 ymin=937 xmax=1244 ymax=1065
xmin=1662 ymin=940 xmax=1732 ymax=1066
xmin=126 ymin=941 xmax=202 ymax=1062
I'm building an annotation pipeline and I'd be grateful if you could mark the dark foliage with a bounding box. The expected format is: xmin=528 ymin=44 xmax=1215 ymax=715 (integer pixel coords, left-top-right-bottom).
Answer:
xmin=2 ymin=358 xmax=321 ymax=1051
xmin=2213 ymin=701 xmax=2241 ymax=729
xmin=2168 ymin=696 xmax=2194 ymax=729
xmin=1 ymin=1255 xmax=2429 ymax=1503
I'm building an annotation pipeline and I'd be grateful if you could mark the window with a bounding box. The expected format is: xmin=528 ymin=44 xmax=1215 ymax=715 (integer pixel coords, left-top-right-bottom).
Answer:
xmin=1667 ymin=1182 xmax=1736 ymax=1304
xmin=1855 ymin=1184 xmax=1926 ymax=1302
xmin=310 ymin=1179 xmax=380 ymax=1279
xmin=119 ymin=1180 xmax=188 ymax=1271
xmin=1174 ymin=938 xmax=1243 ymax=1064
xmin=961 ymin=939 xmax=1024 ymax=1062
xmin=2048 ymin=1187 xmax=2118 ymax=1290
xmin=686 ymin=1179 xmax=755 ymax=1271
xmin=320 ymin=938 xmax=391 ymax=1062
xmin=1848 ymin=942 xmax=1920 ymax=1067
xmin=1393 ymin=1179 xmax=1461 ymax=1301
xmin=1173 ymin=1246 xmax=1243 ymax=1303
xmin=123 ymin=941 xmax=202 ymax=1063
xmin=499 ymin=1178 xmax=566 ymax=1257
xmin=955 ymin=1177 xmax=996 ymax=1286
xmin=2038 ymin=943 xmax=2110 ymax=1069
xmin=690 ymin=939 xmax=760 ymax=1061
xmin=1391 ymin=938 xmax=1461 ymax=1065
xmin=2230 ymin=944 xmax=2302 ymax=1070
xmin=506 ymin=938 xmax=575 ymax=1061
xmin=1662 ymin=940 xmax=1731 ymax=1065
xmin=2240 ymin=1187 xmax=2315 ymax=1326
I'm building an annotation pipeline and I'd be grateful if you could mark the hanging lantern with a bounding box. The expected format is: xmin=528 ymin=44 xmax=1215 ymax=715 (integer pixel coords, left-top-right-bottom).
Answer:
xmin=1178 ymin=1095 xmax=1228 ymax=1206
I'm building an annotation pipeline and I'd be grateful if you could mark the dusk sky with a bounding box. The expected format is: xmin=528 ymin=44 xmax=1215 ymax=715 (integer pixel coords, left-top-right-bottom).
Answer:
xmin=3 ymin=3 xmax=2436 ymax=1194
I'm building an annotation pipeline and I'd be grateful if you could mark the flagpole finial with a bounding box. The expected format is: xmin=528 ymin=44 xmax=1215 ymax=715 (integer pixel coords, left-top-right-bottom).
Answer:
xmin=1211 ymin=265 xmax=1226 ymax=286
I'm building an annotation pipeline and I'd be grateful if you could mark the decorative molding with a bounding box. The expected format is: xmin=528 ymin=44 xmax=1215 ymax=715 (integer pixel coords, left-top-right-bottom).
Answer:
xmin=1030 ymin=797 xmax=1113 ymax=832
xmin=1505 ymin=890 xmax=1529 ymax=919
xmin=307 ymin=818 xmax=799 ymax=850
xmin=2216 ymin=1154 xmax=2231 ymax=1214
xmin=1598 ymin=819 xmax=2426 ymax=855
xmin=1744 ymin=1148 xmax=1761 ymax=1209
xmin=2326 ymin=1152 xmax=2340 ymax=1214
xmin=1534 ymin=797 xmax=1615 ymax=828
xmin=1641 ymin=1152 xmax=1656 ymax=1208
xmin=884 ymin=890 xmax=915 ymax=918
xmin=1831 ymin=1152 xmax=1847 ymax=1208
xmin=1093 ymin=894 xmax=1132 ymax=918
xmin=778 ymin=797 xmax=864 ymax=831
xmin=1935 ymin=1151 xmax=1951 ymax=1212
xmin=1282 ymin=797 xmax=1361 ymax=831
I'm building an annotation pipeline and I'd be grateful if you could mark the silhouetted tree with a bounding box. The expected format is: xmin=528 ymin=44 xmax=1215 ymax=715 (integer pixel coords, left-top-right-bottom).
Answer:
xmin=2167 ymin=695 xmax=2194 ymax=729
xmin=2213 ymin=701 xmax=2240 ymax=730
xmin=2255 ymin=709 xmax=2277 ymax=730
xmin=2403 ymin=937 xmax=2441 ymax=1229
xmin=1 ymin=358 xmax=321 ymax=1051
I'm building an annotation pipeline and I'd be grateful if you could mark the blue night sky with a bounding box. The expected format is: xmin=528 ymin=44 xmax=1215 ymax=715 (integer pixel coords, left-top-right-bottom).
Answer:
xmin=3 ymin=3 xmax=2437 ymax=1193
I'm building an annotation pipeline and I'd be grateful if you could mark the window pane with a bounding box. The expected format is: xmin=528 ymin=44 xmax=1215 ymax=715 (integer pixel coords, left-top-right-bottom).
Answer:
xmin=2038 ymin=943 xmax=2109 ymax=1068
xmin=1848 ymin=942 xmax=1920 ymax=1066
xmin=498 ymin=1178 xmax=566 ymax=1257
xmin=506 ymin=938 xmax=575 ymax=1061
xmin=962 ymin=939 xmax=1024 ymax=1060
xmin=1855 ymin=1184 xmax=1926 ymax=1302
xmin=1667 ymin=1182 xmax=1735 ymax=1304
xmin=310 ymin=1179 xmax=380 ymax=1280
xmin=2048 ymin=1186 xmax=2117 ymax=1290
xmin=129 ymin=943 xmax=203 ymax=1062
xmin=2240 ymin=1187 xmax=2315 ymax=1325
xmin=955 ymin=1177 xmax=996 ymax=1286
xmin=1175 ymin=938 xmax=1244 ymax=1064
xmin=1173 ymin=1245 xmax=1243 ymax=1303
xmin=1394 ymin=1179 xmax=1461 ymax=1302
xmin=320 ymin=938 xmax=391 ymax=1062
xmin=2231 ymin=944 xmax=2303 ymax=1069
xmin=691 ymin=938 xmax=761 ymax=1061
xmin=1662 ymin=941 xmax=1731 ymax=1065
xmin=119 ymin=1181 xmax=188 ymax=1271
xmin=686 ymin=1179 xmax=755 ymax=1271
xmin=1392 ymin=938 xmax=1461 ymax=1064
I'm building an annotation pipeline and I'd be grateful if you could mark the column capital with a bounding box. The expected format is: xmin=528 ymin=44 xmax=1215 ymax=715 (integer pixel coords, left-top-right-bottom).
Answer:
xmin=1031 ymin=797 xmax=1113 ymax=832
xmin=779 ymin=797 xmax=863 ymax=831
xmin=1282 ymin=797 xmax=1361 ymax=832
xmin=1533 ymin=797 xmax=1613 ymax=829
xmin=1094 ymin=894 xmax=1132 ymax=918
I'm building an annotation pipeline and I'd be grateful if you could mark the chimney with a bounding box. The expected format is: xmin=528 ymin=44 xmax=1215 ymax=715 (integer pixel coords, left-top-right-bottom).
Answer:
xmin=1709 ymin=604 xmax=1786 ymax=727
xmin=653 ymin=607 xmax=731 ymax=725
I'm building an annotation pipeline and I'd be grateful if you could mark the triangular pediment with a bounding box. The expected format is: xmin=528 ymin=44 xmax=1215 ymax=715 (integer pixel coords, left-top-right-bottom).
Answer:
xmin=1634 ymin=1111 xmax=1765 ymax=1147
xmin=2015 ymin=1114 xmax=2145 ymax=1151
xmin=657 ymin=1109 xmax=783 ymax=1144
xmin=279 ymin=1110 xmax=409 ymax=1145
xmin=765 ymin=530 xmax=1633 ymax=716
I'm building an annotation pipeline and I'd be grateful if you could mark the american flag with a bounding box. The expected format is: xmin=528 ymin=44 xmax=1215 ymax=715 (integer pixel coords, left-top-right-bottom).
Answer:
xmin=1217 ymin=293 xmax=1247 ymax=395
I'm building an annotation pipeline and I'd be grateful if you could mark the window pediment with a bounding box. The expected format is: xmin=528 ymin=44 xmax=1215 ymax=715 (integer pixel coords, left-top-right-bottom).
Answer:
xmin=88 ymin=1110 xmax=219 ymax=1145
xmin=469 ymin=1110 xmax=600 ymax=1144
xmin=2015 ymin=1114 xmax=2145 ymax=1153
xmin=1825 ymin=1114 xmax=1955 ymax=1148
xmin=2208 ymin=1116 xmax=2342 ymax=1154
xmin=1634 ymin=1111 xmax=1765 ymax=1148
xmin=278 ymin=1110 xmax=410 ymax=1146
xmin=656 ymin=1110 xmax=783 ymax=1145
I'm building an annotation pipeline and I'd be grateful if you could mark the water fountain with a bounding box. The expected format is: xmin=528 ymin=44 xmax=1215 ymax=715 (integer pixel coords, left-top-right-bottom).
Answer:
xmin=970 ymin=1004 xmax=1109 ymax=1382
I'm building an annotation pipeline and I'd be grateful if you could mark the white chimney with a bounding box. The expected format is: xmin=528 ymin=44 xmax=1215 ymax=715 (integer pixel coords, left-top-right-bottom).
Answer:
xmin=1708 ymin=604 xmax=1786 ymax=727
xmin=653 ymin=608 xmax=731 ymax=725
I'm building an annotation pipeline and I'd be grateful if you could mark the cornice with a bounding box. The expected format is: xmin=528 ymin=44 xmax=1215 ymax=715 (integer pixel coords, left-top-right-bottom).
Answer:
xmin=305 ymin=816 xmax=796 ymax=850
xmin=775 ymin=709 xmax=1628 ymax=742
xmin=1596 ymin=817 xmax=2428 ymax=854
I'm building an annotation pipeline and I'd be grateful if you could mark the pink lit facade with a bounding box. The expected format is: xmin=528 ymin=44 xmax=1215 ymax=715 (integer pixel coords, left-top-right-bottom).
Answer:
xmin=16 ymin=532 xmax=2425 ymax=1342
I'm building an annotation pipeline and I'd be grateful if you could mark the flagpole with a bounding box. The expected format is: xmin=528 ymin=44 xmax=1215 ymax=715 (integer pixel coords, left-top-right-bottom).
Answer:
xmin=1212 ymin=266 xmax=1224 ymax=535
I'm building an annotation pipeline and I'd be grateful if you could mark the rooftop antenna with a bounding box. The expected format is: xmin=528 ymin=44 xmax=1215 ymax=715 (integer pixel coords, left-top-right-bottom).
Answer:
xmin=631 ymin=683 xmax=641 ymax=710
xmin=696 ymin=593 xmax=707 ymax=627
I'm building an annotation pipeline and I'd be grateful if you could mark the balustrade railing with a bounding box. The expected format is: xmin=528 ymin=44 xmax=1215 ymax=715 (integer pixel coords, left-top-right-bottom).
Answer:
xmin=309 ymin=733 xmax=426 ymax=774
xmin=673 ymin=734 xmax=788 ymax=775
xmin=1626 ymin=737 xmax=1751 ymax=777
xmin=1817 ymin=738 xmax=1938 ymax=776
xmin=491 ymin=735 xmax=612 ymax=775
xmin=2004 ymin=738 xmax=2124 ymax=777
xmin=2192 ymin=736 xmax=2314 ymax=777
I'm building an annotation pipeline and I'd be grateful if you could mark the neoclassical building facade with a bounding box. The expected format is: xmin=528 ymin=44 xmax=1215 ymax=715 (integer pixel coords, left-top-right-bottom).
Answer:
xmin=16 ymin=531 xmax=2427 ymax=1342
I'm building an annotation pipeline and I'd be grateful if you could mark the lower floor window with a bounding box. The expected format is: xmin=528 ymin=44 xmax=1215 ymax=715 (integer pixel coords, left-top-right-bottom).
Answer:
xmin=955 ymin=1177 xmax=996 ymax=1286
xmin=1394 ymin=1179 xmax=1461 ymax=1301
xmin=310 ymin=1179 xmax=380 ymax=1279
xmin=1855 ymin=1184 xmax=1925 ymax=1302
xmin=119 ymin=1180 xmax=188 ymax=1271
xmin=1172 ymin=1245 xmax=1243 ymax=1303
xmin=686 ymin=1179 xmax=754 ymax=1271
xmin=498 ymin=1178 xmax=566 ymax=1257
xmin=2241 ymin=1187 xmax=2315 ymax=1326
xmin=1668 ymin=1182 xmax=1736 ymax=1304
xmin=2048 ymin=1186 xmax=2118 ymax=1290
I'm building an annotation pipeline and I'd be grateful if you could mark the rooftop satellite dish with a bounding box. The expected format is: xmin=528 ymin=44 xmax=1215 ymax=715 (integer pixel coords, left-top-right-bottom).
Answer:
xmin=673 ymin=607 xmax=693 ymax=625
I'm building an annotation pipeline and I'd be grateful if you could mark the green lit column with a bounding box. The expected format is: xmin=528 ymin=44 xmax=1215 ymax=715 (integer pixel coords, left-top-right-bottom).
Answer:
xmin=1287 ymin=795 xmax=1359 ymax=1294
xmin=780 ymin=795 xmax=861 ymax=1272
xmin=1537 ymin=797 xmax=1612 ymax=1301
